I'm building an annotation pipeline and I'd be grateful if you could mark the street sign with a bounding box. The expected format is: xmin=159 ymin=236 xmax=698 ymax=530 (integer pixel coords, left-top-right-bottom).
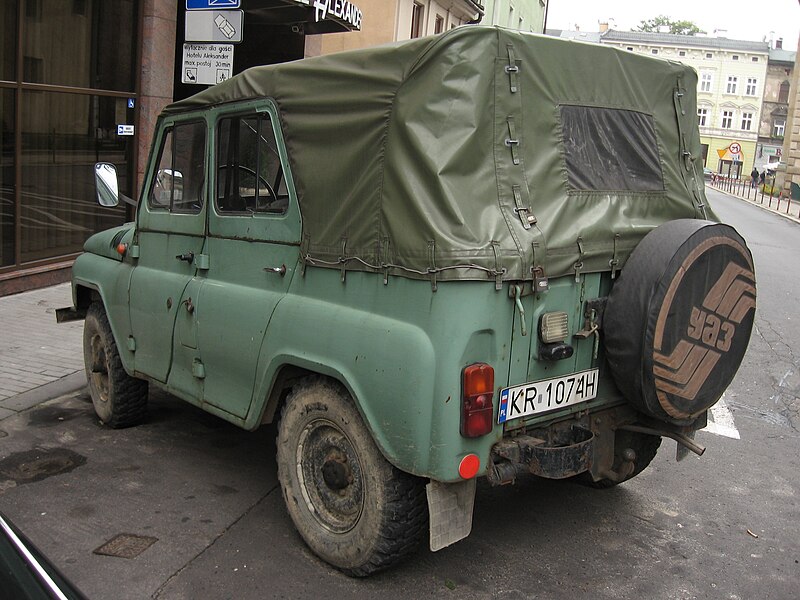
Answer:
xmin=182 ymin=43 xmax=234 ymax=85
xmin=186 ymin=10 xmax=243 ymax=43
xmin=117 ymin=125 xmax=135 ymax=136
xmin=187 ymin=0 xmax=240 ymax=9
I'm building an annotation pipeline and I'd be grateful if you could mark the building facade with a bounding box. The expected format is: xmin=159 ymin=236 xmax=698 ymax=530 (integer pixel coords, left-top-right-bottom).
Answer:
xmin=758 ymin=44 xmax=795 ymax=170
xmin=1 ymin=0 xmax=137 ymax=294
xmin=482 ymin=0 xmax=547 ymax=33
xmin=313 ymin=0 xmax=484 ymax=56
xmin=601 ymin=30 xmax=770 ymax=178
xmin=0 ymin=0 xmax=364 ymax=294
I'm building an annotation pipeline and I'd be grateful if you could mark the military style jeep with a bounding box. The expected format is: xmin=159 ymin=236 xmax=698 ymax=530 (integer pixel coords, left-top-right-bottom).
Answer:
xmin=59 ymin=27 xmax=756 ymax=575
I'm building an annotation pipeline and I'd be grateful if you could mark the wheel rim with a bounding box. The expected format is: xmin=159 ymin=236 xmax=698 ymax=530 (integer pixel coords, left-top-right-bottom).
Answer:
xmin=296 ymin=418 xmax=364 ymax=534
xmin=88 ymin=332 xmax=110 ymax=405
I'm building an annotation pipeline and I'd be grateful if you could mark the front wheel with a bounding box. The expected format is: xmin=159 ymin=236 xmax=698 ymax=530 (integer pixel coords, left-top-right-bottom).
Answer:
xmin=83 ymin=302 xmax=148 ymax=428
xmin=276 ymin=378 xmax=428 ymax=576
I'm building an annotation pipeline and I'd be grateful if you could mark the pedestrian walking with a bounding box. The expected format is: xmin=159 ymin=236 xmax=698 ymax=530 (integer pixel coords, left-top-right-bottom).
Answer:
xmin=759 ymin=170 xmax=766 ymax=186
xmin=751 ymin=167 xmax=758 ymax=188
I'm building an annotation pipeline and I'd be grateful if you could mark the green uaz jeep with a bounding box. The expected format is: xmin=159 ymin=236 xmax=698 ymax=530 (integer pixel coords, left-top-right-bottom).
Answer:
xmin=58 ymin=27 xmax=756 ymax=576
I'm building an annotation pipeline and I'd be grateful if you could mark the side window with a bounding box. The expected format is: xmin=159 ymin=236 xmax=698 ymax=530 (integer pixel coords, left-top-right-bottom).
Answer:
xmin=216 ymin=113 xmax=288 ymax=214
xmin=559 ymin=105 xmax=664 ymax=192
xmin=148 ymin=121 xmax=207 ymax=213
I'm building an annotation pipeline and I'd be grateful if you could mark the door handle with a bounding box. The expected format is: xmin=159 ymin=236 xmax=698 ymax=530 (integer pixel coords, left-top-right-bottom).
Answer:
xmin=264 ymin=264 xmax=286 ymax=276
xmin=176 ymin=251 xmax=195 ymax=263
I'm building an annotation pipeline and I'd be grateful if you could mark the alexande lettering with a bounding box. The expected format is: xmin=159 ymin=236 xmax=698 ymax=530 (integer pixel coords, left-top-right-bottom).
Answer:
xmin=313 ymin=0 xmax=362 ymax=30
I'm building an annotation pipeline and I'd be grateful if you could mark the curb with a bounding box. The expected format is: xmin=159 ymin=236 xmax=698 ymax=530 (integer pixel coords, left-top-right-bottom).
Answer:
xmin=0 ymin=371 xmax=87 ymax=421
xmin=709 ymin=184 xmax=800 ymax=225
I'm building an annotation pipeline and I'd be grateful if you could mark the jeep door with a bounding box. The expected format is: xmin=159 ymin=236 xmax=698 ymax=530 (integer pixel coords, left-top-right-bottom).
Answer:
xmin=189 ymin=103 xmax=301 ymax=420
xmin=128 ymin=118 xmax=208 ymax=384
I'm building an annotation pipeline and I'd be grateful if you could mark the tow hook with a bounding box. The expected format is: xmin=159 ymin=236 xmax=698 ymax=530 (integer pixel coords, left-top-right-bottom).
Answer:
xmin=598 ymin=447 xmax=636 ymax=482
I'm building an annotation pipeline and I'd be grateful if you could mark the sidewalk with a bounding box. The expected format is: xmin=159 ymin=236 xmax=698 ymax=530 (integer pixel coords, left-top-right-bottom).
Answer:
xmin=0 ymin=283 xmax=86 ymax=420
xmin=708 ymin=179 xmax=800 ymax=225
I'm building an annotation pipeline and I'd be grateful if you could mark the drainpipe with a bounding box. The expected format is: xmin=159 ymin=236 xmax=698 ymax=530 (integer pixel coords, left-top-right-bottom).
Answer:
xmin=466 ymin=0 xmax=485 ymax=24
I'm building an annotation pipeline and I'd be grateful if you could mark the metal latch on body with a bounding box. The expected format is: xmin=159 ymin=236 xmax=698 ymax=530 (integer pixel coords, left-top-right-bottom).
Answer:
xmin=512 ymin=284 xmax=527 ymax=337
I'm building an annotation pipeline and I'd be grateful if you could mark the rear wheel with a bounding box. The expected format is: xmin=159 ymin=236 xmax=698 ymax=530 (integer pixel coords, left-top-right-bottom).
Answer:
xmin=276 ymin=378 xmax=428 ymax=576
xmin=83 ymin=302 xmax=148 ymax=428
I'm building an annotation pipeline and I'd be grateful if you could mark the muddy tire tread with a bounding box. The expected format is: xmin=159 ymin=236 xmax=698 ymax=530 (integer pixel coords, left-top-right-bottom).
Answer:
xmin=85 ymin=303 xmax=148 ymax=428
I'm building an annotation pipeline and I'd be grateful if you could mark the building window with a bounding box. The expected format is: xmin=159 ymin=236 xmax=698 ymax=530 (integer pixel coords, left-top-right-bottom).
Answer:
xmin=697 ymin=108 xmax=708 ymax=126
xmin=434 ymin=14 xmax=444 ymax=34
xmin=700 ymin=72 xmax=712 ymax=92
xmin=752 ymin=57 xmax=759 ymax=62
xmin=651 ymin=48 xmax=658 ymax=55
xmin=774 ymin=119 xmax=786 ymax=137
xmin=626 ymin=46 xmax=634 ymax=51
xmin=779 ymin=81 xmax=790 ymax=103
xmin=679 ymin=50 xmax=686 ymax=57
xmin=746 ymin=78 xmax=757 ymax=96
xmin=732 ymin=55 xmax=739 ymax=61
xmin=726 ymin=76 xmax=738 ymax=94
xmin=721 ymin=110 xmax=734 ymax=129
xmin=741 ymin=112 xmax=753 ymax=130
xmin=706 ymin=52 xmax=713 ymax=59
xmin=410 ymin=2 xmax=424 ymax=38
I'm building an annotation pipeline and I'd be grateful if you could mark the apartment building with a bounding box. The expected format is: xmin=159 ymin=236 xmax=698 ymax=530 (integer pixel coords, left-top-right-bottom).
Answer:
xmin=757 ymin=42 xmax=795 ymax=169
xmin=601 ymin=30 xmax=770 ymax=178
xmin=482 ymin=0 xmax=547 ymax=32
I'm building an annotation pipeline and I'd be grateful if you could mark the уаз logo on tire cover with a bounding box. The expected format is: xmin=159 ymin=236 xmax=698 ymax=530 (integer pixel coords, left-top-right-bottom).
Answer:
xmin=652 ymin=238 xmax=756 ymax=419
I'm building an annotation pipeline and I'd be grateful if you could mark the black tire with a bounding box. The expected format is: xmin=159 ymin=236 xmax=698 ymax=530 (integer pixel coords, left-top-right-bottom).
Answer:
xmin=583 ymin=430 xmax=662 ymax=489
xmin=83 ymin=302 xmax=148 ymax=428
xmin=604 ymin=220 xmax=756 ymax=425
xmin=276 ymin=378 xmax=428 ymax=576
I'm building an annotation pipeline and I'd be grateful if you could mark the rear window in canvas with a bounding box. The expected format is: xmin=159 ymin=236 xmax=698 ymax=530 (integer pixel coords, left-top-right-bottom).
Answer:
xmin=560 ymin=105 xmax=664 ymax=192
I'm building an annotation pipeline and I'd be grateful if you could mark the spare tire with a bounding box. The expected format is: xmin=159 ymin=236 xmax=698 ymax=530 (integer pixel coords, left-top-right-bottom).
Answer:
xmin=604 ymin=219 xmax=756 ymax=425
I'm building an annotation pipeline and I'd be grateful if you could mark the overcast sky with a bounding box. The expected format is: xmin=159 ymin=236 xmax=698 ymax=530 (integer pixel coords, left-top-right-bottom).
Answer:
xmin=546 ymin=0 xmax=800 ymax=48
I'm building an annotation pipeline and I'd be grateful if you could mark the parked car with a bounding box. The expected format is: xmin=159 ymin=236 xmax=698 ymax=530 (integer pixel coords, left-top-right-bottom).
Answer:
xmin=0 ymin=513 xmax=87 ymax=600
xmin=58 ymin=27 xmax=756 ymax=576
xmin=703 ymin=167 xmax=714 ymax=180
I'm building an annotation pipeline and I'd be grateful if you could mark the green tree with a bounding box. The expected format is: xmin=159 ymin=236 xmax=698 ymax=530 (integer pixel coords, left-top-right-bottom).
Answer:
xmin=634 ymin=15 xmax=705 ymax=36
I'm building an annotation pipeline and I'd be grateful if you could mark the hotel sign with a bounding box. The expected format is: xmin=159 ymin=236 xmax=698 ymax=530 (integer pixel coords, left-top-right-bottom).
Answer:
xmin=310 ymin=0 xmax=362 ymax=30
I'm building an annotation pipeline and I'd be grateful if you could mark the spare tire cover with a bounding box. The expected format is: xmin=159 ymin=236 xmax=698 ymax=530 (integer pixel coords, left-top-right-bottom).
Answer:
xmin=604 ymin=219 xmax=756 ymax=425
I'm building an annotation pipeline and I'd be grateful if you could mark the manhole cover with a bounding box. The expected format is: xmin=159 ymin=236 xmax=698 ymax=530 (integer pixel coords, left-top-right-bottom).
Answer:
xmin=94 ymin=534 xmax=158 ymax=559
xmin=0 ymin=448 xmax=86 ymax=484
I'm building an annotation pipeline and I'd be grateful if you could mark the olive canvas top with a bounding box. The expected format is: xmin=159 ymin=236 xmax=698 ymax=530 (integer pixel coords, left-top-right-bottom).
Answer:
xmin=164 ymin=26 xmax=712 ymax=283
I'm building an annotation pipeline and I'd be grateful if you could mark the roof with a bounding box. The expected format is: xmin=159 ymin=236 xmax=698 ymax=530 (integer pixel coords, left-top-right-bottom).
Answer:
xmin=545 ymin=28 xmax=602 ymax=43
xmin=601 ymin=29 xmax=769 ymax=53
xmin=164 ymin=27 xmax=710 ymax=283
xmin=769 ymin=48 xmax=796 ymax=65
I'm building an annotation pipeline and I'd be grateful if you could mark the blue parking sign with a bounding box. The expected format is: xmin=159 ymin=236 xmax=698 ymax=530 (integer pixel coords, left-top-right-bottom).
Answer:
xmin=186 ymin=0 xmax=240 ymax=9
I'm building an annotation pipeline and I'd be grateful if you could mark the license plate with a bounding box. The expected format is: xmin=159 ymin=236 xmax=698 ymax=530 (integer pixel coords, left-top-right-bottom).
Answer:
xmin=498 ymin=369 xmax=599 ymax=424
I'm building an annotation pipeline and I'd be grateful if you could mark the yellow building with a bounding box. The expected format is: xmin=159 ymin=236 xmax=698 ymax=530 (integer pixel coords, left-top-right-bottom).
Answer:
xmin=601 ymin=30 xmax=769 ymax=178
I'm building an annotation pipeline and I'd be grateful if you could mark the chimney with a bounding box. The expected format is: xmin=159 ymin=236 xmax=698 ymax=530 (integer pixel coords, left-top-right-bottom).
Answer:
xmin=599 ymin=22 xmax=609 ymax=33
xmin=776 ymin=38 xmax=783 ymax=49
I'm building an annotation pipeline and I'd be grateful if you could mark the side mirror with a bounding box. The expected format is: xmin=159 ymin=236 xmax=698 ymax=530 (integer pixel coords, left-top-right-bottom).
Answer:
xmin=94 ymin=162 xmax=120 ymax=207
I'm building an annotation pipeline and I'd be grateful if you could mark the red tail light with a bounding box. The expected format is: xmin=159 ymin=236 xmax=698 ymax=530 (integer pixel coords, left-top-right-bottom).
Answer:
xmin=461 ymin=363 xmax=495 ymax=438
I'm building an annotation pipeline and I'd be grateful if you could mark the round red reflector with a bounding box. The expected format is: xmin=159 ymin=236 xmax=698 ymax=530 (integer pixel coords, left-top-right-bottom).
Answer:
xmin=458 ymin=454 xmax=480 ymax=479
xmin=116 ymin=243 xmax=128 ymax=256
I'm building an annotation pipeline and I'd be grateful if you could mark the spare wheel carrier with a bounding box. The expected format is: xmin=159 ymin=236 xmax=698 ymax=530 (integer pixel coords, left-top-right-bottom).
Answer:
xmin=604 ymin=219 xmax=756 ymax=425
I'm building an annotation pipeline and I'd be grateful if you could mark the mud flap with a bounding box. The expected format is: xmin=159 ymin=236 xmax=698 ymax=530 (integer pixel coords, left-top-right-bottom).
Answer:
xmin=426 ymin=479 xmax=476 ymax=551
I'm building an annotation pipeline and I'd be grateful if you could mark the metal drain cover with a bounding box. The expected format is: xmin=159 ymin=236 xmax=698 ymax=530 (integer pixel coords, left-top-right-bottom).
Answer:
xmin=93 ymin=533 xmax=158 ymax=559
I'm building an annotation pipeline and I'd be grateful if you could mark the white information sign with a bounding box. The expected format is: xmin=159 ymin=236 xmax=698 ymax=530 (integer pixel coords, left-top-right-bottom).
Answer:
xmin=117 ymin=125 xmax=135 ymax=136
xmin=182 ymin=43 xmax=234 ymax=85
xmin=185 ymin=10 xmax=243 ymax=42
